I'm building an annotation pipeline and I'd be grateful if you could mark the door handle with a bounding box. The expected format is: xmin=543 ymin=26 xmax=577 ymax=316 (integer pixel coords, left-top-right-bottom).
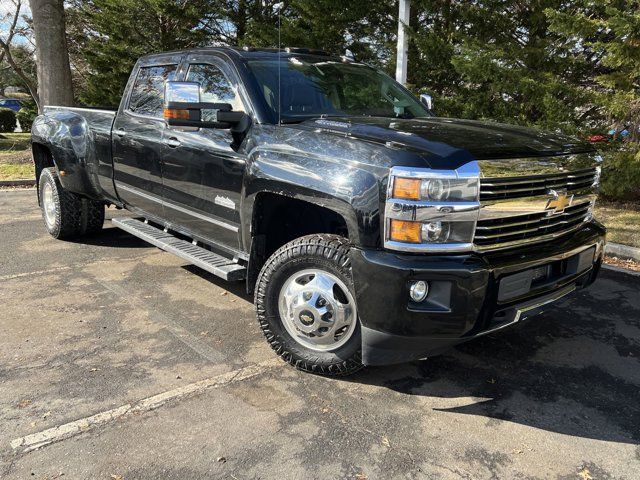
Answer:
xmin=113 ymin=129 xmax=127 ymax=137
xmin=164 ymin=137 xmax=181 ymax=148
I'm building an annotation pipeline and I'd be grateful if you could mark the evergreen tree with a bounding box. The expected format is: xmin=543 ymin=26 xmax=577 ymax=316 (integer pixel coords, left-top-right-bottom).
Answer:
xmin=66 ymin=0 xmax=220 ymax=106
xmin=547 ymin=0 xmax=639 ymax=139
xmin=240 ymin=0 xmax=395 ymax=64
xmin=406 ymin=1 xmax=599 ymax=134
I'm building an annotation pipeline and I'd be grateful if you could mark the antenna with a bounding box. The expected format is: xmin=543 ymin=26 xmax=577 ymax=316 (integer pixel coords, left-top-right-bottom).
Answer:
xmin=274 ymin=2 xmax=284 ymax=126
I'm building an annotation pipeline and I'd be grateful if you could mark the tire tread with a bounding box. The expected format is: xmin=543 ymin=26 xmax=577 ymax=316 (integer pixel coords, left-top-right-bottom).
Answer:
xmin=255 ymin=234 xmax=364 ymax=377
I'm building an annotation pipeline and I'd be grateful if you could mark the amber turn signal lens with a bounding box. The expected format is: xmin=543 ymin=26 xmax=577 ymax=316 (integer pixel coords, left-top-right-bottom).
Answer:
xmin=163 ymin=108 xmax=190 ymax=120
xmin=389 ymin=219 xmax=422 ymax=243
xmin=392 ymin=177 xmax=421 ymax=200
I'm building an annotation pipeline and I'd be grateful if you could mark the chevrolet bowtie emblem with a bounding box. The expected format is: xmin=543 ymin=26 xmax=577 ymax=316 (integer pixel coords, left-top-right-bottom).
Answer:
xmin=546 ymin=189 xmax=573 ymax=214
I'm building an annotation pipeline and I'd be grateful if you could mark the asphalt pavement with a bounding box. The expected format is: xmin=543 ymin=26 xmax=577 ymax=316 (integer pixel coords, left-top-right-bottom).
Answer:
xmin=0 ymin=189 xmax=638 ymax=479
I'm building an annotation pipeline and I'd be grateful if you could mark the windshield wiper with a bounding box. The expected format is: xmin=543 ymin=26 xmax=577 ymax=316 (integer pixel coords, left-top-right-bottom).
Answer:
xmin=279 ymin=114 xmax=346 ymax=125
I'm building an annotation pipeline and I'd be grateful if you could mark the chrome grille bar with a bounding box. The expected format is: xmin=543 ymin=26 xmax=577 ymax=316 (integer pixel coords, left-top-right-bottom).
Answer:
xmin=475 ymin=202 xmax=592 ymax=246
xmin=480 ymin=168 xmax=598 ymax=201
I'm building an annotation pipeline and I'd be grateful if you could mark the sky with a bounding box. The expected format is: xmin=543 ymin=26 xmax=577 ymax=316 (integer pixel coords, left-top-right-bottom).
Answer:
xmin=0 ymin=0 xmax=31 ymax=45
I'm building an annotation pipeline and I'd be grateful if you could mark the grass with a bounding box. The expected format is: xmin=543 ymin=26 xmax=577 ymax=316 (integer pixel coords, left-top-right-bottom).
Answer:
xmin=595 ymin=202 xmax=640 ymax=249
xmin=0 ymin=133 xmax=32 ymax=175
xmin=0 ymin=163 xmax=34 ymax=180
xmin=0 ymin=132 xmax=30 ymax=152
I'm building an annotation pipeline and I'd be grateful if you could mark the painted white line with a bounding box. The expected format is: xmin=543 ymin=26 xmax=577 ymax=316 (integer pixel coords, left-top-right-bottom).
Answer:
xmin=10 ymin=358 xmax=282 ymax=454
xmin=93 ymin=277 xmax=229 ymax=364
xmin=0 ymin=253 xmax=162 ymax=282
xmin=0 ymin=266 xmax=73 ymax=281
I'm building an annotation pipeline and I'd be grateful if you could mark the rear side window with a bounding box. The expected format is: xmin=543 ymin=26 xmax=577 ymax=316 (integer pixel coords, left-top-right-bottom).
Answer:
xmin=128 ymin=65 xmax=177 ymax=117
xmin=186 ymin=64 xmax=245 ymax=112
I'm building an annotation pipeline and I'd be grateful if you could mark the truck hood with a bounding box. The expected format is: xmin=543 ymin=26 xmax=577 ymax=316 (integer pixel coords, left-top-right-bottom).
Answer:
xmin=294 ymin=116 xmax=594 ymax=163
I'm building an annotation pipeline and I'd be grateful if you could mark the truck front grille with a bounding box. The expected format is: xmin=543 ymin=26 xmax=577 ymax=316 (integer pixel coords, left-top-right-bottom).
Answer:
xmin=474 ymin=202 xmax=592 ymax=247
xmin=480 ymin=168 xmax=598 ymax=201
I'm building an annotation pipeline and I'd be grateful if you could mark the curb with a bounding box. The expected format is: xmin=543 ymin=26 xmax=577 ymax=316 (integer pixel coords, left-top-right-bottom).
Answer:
xmin=605 ymin=242 xmax=640 ymax=262
xmin=0 ymin=179 xmax=35 ymax=187
xmin=602 ymin=264 xmax=640 ymax=277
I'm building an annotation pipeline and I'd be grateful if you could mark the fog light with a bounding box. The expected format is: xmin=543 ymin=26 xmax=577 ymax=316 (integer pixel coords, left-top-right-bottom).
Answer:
xmin=409 ymin=281 xmax=429 ymax=302
xmin=421 ymin=221 xmax=450 ymax=242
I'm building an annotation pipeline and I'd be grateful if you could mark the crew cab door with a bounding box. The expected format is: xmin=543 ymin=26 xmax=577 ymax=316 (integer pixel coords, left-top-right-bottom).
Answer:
xmin=112 ymin=61 xmax=179 ymax=219
xmin=161 ymin=58 xmax=248 ymax=251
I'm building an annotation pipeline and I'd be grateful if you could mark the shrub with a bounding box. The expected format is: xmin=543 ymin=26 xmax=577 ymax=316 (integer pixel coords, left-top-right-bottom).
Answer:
xmin=0 ymin=108 xmax=17 ymax=133
xmin=600 ymin=144 xmax=640 ymax=201
xmin=16 ymin=101 xmax=37 ymax=132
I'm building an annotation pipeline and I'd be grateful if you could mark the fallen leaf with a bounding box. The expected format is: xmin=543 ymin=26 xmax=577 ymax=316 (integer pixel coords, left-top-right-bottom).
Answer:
xmin=89 ymin=368 xmax=99 ymax=372
xmin=110 ymin=475 xmax=124 ymax=480
xmin=578 ymin=467 xmax=592 ymax=480
xmin=355 ymin=473 xmax=368 ymax=480
xmin=381 ymin=436 xmax=391 ymax=448
xmin=18 ymin=399 xmax=31 ymax=408
xmin=200 ymin=331 xmax=209 ymax=336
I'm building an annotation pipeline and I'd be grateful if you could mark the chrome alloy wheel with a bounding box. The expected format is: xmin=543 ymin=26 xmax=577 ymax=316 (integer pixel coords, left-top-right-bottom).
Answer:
xmin=42 ymin=182 xmax=57 ymax=229
xmin=278 ymin=269 xmax=358 ymax=352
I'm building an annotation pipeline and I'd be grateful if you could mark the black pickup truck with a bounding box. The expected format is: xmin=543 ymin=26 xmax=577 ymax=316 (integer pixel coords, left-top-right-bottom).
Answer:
xmin=31 ymin=47 xmax=605 ymax=375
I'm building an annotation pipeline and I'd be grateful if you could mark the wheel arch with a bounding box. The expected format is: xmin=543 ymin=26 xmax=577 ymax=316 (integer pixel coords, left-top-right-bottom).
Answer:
xmin=245 ymin=191 xmax=353 ymax=294
xmin=32 ymin=143 xmax=56 ymax=204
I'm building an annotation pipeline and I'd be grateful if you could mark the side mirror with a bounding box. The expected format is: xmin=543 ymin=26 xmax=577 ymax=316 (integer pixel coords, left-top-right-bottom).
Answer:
xmin=420 ymin=93 xmax=433 ymax=110
xmin=163 ymin=81 xmax=251 ymax=133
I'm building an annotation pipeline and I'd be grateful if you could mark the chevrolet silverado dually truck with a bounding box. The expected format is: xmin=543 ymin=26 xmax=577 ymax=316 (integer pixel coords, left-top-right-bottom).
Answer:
xmin=31 ymin=47 xmax=605 ymax=375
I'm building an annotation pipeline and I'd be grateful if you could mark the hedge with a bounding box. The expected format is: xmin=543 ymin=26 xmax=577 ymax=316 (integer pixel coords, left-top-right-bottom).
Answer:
xmin=0 ymin=108 xmax=17 ymax=133
xmin=17 ymin=101 xmax=37 ymax=132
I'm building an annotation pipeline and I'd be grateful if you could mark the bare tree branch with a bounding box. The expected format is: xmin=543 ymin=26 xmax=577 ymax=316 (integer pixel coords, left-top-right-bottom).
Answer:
xmin=0 ymin=0 xmax=22 ymax=65
xmin=0 ymin=0 xmax=40 ymax=109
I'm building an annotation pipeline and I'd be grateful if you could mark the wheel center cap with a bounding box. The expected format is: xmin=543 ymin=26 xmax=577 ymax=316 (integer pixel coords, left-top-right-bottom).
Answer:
xmin=298 ymin=310 xmax=315 ymax=326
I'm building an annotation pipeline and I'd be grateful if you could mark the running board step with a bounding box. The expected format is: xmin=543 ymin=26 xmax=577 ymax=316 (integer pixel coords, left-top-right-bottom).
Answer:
xmin=112 ymin=217 xmax=246 ymax=281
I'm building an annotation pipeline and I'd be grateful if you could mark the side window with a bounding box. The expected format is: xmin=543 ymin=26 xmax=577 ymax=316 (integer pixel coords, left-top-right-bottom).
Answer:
xmin=186 ymin=64 xmax=245 ymax=112
xmin=128 ymin=65 xmax=177 ymax=117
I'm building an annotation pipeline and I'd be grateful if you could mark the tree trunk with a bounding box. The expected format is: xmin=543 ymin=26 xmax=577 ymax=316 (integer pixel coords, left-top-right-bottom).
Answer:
xmin=29 ymin=0 xmax=74 ymax=110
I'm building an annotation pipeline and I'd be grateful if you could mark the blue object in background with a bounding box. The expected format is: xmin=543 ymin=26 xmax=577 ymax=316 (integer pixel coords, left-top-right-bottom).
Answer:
xmin=0 ymin=99 xmax=22 ymax=112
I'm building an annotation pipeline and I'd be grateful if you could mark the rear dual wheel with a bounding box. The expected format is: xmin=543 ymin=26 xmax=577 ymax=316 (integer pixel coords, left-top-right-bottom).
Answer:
xmin=255 ymin=234 xmax=364 ymax=376
xmin=39 ymin=167 xmax=105 ymax=239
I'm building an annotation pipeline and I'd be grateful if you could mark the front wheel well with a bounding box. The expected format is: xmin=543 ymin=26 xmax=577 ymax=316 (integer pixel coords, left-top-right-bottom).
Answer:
xmin=32 ymin=143 xmax=55 ymax=199
xmin=252 ymin=193 xmax=349 ymax=258
xmin=247 ymin=193 xmax=350 ymax=293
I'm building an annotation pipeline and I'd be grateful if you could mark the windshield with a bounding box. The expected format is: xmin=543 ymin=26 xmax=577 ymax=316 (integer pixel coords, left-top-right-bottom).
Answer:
xmin=246 ymin=57 xmax=431 ymax=123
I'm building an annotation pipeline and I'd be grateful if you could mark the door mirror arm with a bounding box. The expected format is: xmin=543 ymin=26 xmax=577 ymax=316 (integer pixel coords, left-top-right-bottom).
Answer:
xmin=165 ymin=101 xmax=251 ymax=134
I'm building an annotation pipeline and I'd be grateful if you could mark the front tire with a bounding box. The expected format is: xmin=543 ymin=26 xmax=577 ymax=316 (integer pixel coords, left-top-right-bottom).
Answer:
xmin=39 ymin=167 xmax=105 ymax=239
xmin=255 ymin=234 xmax=364 ymax=376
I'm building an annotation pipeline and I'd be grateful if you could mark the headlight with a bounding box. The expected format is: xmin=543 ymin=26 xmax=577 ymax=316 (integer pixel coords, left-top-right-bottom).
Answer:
xmin=392 ymin=176 xmax=477 ymax=202
xmin=384 ymin=164 xmax=481 ymax=252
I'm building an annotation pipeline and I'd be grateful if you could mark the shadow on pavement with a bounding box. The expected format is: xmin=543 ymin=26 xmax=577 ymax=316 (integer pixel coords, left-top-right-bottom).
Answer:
xmin=68 ymin=225 xmax=152 ymax=248
xmin=348 ymin=270 xmax=640 ymax=444
xmin=185 ymin=255 xmax=640 ymax=444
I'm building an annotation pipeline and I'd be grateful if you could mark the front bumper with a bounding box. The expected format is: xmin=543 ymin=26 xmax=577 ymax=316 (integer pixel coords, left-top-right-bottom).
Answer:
xmin=351 ymin=222 xmax=606 ymax=366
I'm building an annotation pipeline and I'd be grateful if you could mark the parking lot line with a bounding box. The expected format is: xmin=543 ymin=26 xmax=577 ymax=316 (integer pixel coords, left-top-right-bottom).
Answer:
xmin=92 ymin=275 xmax=231 ymax=364
xmin=0 ymin=266 xmax=73 ymax=281
xmin=9 ymin=358 xmax=283 ymax=454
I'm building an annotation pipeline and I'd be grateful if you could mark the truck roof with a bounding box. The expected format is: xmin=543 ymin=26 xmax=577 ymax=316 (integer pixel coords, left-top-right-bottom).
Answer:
xmin=139 ymin=46 xmax=351 ymax=63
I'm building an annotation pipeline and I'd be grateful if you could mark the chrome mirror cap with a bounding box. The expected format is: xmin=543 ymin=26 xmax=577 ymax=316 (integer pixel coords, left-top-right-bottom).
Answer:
xmin=420 ymin=93 xmax=433 ymax=110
